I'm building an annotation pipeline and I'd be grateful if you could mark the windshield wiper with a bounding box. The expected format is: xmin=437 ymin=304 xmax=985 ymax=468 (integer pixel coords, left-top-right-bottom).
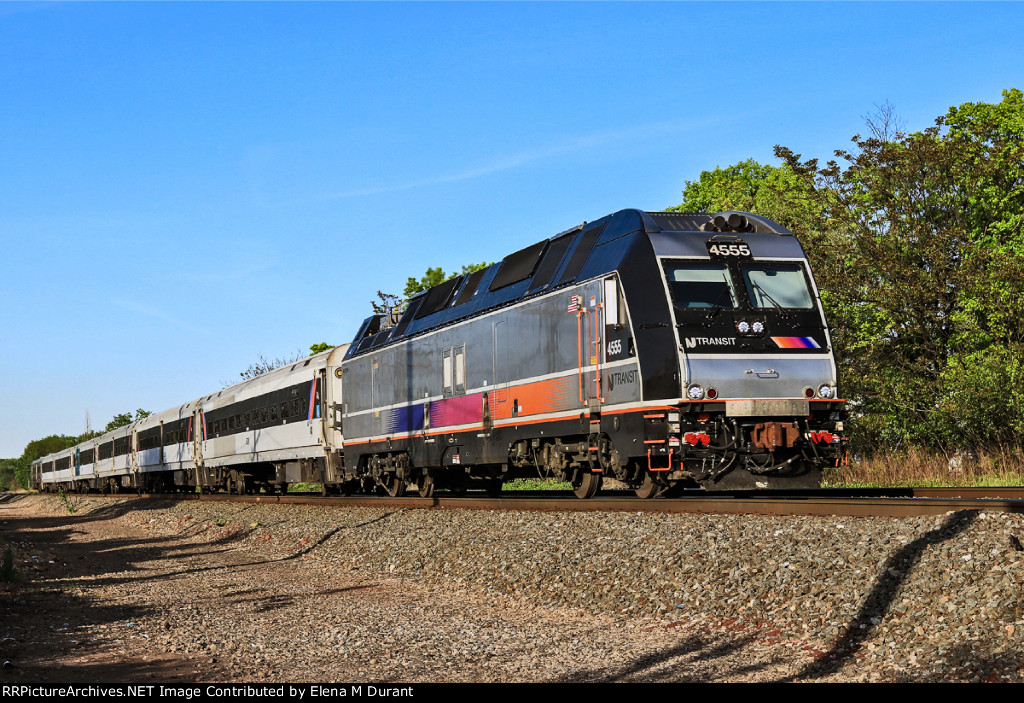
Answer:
xmin=750 ymin=281 xmax=790 ymax=318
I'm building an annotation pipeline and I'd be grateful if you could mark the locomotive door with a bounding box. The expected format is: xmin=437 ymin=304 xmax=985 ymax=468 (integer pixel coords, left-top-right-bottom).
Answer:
xmin=491 ymin=316 xmax=509 ymax=423
xmin=371 ymin=351 xmax=393 ymax=438
xmin=576 ymin=281 xmax=605 ymax=407
xmin=327 ymin=364 xmax=344 ymax=448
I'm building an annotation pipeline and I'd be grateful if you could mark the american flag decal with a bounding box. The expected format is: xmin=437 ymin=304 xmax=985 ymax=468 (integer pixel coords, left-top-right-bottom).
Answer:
xmin=567 ymin=295 xmax=581 ymax=313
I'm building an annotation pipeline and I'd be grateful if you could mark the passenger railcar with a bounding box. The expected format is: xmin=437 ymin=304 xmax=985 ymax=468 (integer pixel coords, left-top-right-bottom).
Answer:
xmin=35 ymin=347 xmax=349 ymax=494
xmin=34 ymin=209 xmax=845 ymax=498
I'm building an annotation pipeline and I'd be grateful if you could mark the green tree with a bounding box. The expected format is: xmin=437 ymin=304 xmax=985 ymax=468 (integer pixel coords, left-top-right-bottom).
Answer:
xmin=0 ymin=458 xmax=20 ymax=491
xmin=235 ymin=343 xmax=335 ymax=383
xmin=237 ymin=351 xmax=303 ymax=381
xmin=14 ymin=434 xmax=81 ymax=490
xmin=671 ymin=90 xmax=1024 ymax=453
xmin=372 ymin=262 xmax=493 ymax=315
xmin=669 ymin=158 xmax=816 ymax=232
xmin=104 ymin=409 xmax=152 ymax=433
xmin=403 ymin=262 xmax=491 ymax=298
xmin=774 ymin=88 xmax=1024 ymax=450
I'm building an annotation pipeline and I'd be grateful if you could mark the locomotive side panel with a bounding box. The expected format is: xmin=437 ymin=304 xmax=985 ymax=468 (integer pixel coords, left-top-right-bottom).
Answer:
xmin=341 ymin=272 xmax=644 ymax=489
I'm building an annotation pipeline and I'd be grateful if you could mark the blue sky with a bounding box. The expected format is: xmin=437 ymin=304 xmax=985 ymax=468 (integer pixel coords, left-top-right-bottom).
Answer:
xmin=2 ymin=1 xmax=1022 ymax=457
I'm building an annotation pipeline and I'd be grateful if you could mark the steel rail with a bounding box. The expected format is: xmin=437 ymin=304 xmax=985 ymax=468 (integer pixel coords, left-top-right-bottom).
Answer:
xmin=163 ymin=490 xmax=1024 ymax=518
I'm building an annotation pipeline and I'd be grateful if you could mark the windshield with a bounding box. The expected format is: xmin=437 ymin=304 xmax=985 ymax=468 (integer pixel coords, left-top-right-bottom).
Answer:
xmin=741 ymin=263 xmax=814 ymax=309
xmin=664 ymin=262 xmax=737 ymax=309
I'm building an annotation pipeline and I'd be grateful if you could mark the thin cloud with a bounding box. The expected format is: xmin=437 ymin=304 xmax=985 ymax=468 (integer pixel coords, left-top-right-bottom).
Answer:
xmin=110 ymin=298 xmax=206 ymax=335
xmin=158 ymin=261 xmax=275 ymax=285
xmin=321 ymin=118 xmax=719 ymax=201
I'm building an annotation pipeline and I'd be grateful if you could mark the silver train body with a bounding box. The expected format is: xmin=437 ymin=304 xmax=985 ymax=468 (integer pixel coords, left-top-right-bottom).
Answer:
xmin=34 ymin=210 xmax=846 ymax=498
xmin=33 ymin=347 xmax=349 ymax=495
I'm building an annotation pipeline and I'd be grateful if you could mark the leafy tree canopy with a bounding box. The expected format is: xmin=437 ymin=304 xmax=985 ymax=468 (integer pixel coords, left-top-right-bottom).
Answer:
xmin=371 ymin=263 xmax=493 ymax=316
xmin=403 ymin=262 xmax=491 ymax=298
xmin=674 ymin=88 xmax=1024 ymax=453
xmin=236 ymin=343 xmax=336 ymax=382
xmin=105 ymin=409 xmax=153 ymax=433
xmin=669 ymin=158 xmax=815 ymax=232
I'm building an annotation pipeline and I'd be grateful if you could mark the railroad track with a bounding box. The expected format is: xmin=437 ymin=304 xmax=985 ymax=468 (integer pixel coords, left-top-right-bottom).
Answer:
xmin=80 ymin=486 xmax=1024 ymax=518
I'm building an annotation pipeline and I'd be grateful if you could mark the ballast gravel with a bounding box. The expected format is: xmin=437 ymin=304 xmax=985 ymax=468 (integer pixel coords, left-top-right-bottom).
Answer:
xmin=1 ymin=493 xmax=1022 ymax=683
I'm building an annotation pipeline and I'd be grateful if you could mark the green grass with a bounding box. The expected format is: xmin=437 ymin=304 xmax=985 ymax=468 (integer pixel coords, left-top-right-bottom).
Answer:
xmin=286 ymin=482 xmax=322 ymax=493
xmin=284 ymin=478 xmax=575 ymax=493
xmin=825 ymin=475 xmax=1024 ymax=489
xmin=502 ymin=477 xmax=573 ymax=491
xmin=57 ymin=487 xmax=75 ymax=514
xmin=824 ymin=445 xmax=1024 ymax=488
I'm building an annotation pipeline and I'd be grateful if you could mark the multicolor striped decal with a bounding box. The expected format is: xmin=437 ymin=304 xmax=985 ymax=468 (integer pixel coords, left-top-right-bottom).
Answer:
xmin=372 ymin=395 xmax=482 ymax=435
xmin=771 ymin=336 xmax=820 ymax=349
xmin=365 ymin=374 xmax=585 ymax=436
xmin=428 ymin=394 xmax=482 ymax=427
xmin=489 ymin=375 xmax=579 ymax=420
xmin=380 ymin=403 xmax=428 ymax=434
xmin=308 ymin=376 xmax=318 ymax=421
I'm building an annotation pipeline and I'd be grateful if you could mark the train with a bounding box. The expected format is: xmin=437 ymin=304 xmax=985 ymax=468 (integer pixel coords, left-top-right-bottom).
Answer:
xmin=33 ymin=208 xmax=846 ymax=498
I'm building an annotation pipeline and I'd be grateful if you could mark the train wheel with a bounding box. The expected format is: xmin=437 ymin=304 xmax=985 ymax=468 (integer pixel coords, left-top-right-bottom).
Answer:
xmin=572 ymin=471 xmax=602 ymax=499
xmin=236 ymin=475 xmax=248 ymax=496
xmin=381 ymin=476 xmax=405 ymax=497
xmin=416 ymin=474 xmax=435 ymax=498
xmin=483 ymin=478 xmax=503 ymax=498
xmin=634 ymin=472 xmax=665 ymax=499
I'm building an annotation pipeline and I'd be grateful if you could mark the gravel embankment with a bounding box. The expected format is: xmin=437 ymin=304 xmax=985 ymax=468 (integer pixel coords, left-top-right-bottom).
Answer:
xmin=1 ymin=493 xmax=1022 ymax=682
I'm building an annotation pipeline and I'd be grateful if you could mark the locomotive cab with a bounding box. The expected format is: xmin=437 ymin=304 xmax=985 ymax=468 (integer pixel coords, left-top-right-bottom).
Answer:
xmin=628 ymin=212 xmax=845 ymax=492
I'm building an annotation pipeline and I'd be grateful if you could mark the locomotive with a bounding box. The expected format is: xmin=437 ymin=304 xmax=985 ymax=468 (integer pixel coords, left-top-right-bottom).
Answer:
xmin=34 ymin=209 xmax=845 ymax=498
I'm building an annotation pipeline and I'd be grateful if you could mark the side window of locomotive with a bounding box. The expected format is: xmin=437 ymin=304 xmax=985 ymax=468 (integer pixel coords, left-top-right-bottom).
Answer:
xmin=443 ymin=349 xmax=453 ymax=398
xmin=741 ymin=263 xmax=814 ymax=309
xmin=604 ymin=276 xmax=628 ymax=327
xmin=454 ymin=345 xmax=466 ymax=396
xmin=664 ymin=262 xmax=737 ymax=309
xmin=442 ymin=347 xmax=466 ymax=397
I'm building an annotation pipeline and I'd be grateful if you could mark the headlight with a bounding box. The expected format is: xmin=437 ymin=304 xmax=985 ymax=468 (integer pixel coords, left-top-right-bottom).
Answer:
xmin=752 ymin=321 xmax=764 ymax=334
xmin=736 ymin=320 xmax=750 ymax=334
xmin=818 ymin=384 xmax=833 ymax=398
xmin=687 ymin=384 xmax=704 ymax=400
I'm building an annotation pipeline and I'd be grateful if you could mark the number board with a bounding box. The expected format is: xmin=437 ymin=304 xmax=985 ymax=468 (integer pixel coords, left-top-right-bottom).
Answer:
xmin=706 ymin=239 xmax=752 ymax=258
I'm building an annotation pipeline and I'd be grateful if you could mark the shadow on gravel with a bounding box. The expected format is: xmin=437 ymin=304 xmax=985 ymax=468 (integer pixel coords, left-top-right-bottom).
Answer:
xmin=245 ymin=584 xmax=379 ymax=614
xmin=9 ymin=654 xmax=224 ymax=684
xmin=2 ymin=495 xmax=399 ymax=586
xmin=780 ymin=509 xmax=982 ymax=682
xmin=0 ymin=496 xmax=395 ymax=683
xmin=556 ymin=510 xmax=989 ymax=683
xmin=549 ymin=632 xmax=773 ymax=682
xmin=6 ymin=494 xmax=185 ymax=522
xmin=0 ymin=495 xmax=397 ymax=602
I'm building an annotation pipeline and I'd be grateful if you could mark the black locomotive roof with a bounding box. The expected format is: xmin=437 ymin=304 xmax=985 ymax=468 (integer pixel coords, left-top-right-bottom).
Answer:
xmin=346 ymin=209 xmax=803 ymax=358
